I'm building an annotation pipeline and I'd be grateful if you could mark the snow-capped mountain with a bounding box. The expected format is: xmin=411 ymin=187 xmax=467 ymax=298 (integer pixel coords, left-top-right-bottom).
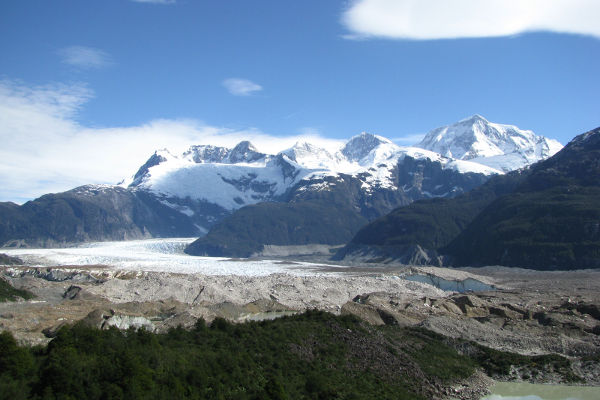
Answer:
xmin=281 ymin=141 xmax=344 ymax=170
xmin=122 ymin=116 xmax=560 ymax=244
xmin=416 ymin=115 xmax=563 ymax=172
xmin=126 ymin=131 xmax=501 ymax=215
xmin=1 ymin=115 xmax=562 ymax=249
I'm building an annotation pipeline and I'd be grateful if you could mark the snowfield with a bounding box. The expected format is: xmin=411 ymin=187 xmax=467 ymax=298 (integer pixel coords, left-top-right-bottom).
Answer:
xmin=2 ymin=238 xmax=344 ymax=276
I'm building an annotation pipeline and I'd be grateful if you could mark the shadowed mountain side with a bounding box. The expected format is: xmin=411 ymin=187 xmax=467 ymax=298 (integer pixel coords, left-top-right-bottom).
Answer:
xmin=184 ymin=201 xmax=368 ymax=258
xmin=0 ymin=186 xmax=199 ymax=248
xmin=444 ymin=127 xmax=600 ymax=270
xmin=333 ymin=172 xmax=526 ymax=264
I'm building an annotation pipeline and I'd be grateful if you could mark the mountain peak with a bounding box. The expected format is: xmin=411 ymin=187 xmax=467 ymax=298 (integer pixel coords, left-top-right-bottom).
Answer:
xmin=416 ymin=116 xmax=562 ymax=171
xmin=568 ymin=126 xmax=600 ymax=148
xmin=459 ymin=114 xmax=489 ymax=124
xmin=183 ymin=144 xmax=230 ymax=163
xmin=279 ymin=141 xmax=337 ymax=169
xmin=129 ymin=149 xmax=174 ymax=187
xmin=342 ymin=132 xmax=391 ymax=162
xmin=232 ymin=140 xmax=257 ymax=152
xmin=227 ymin=141 xmax=265 ymax=163
xmin=291 ymin=141 xmax=318 ymax=151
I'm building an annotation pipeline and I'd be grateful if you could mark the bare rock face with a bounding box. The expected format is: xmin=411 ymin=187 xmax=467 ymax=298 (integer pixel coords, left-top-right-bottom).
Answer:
xmin=341 ymin=301 xmax=386 ymax=325
xmin=42 ymin=322 xmax=68 ymax=338
xmin=63 ymin=285 xmax=82 ymax=300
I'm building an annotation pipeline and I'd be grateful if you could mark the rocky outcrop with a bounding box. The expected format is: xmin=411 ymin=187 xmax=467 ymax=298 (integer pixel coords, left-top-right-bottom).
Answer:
xmin=0 ymin=253 xmax=23 ymax=265
xmin=341 ymin=291 xmax=600 ymax=360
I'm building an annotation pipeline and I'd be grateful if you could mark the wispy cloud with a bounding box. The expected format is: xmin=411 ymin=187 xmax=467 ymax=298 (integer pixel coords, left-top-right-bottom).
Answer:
xmin=59 ymin=46 xmax=113 ymax=69
xmin=342 ymin=0 xmax=600 ymax=40
xmin=390 ymin=133 xmax=426 ymax=146
xmin=223 ymin=78 xmax=263 ymax=96
xmin=0 ymin=79 xmax=342 ymax=203
xmin=131 ymin=0 xmax=175 ymax=4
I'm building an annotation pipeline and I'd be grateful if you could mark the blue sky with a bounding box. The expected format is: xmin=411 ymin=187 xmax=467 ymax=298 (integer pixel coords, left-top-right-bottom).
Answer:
xmin=1 ymin=0 xmax=599 ymax=202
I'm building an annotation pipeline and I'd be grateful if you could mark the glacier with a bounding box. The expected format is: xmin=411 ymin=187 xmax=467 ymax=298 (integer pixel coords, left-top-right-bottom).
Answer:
xmin=2 ymin=238 xmax=343 ymax=276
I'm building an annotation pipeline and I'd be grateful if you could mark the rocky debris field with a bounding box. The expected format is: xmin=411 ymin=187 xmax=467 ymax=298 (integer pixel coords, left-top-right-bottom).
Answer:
xmin=1 ymin=262 xmax=599 ymax=388
xmin=0 ymin=264 xmax=448 ymax=345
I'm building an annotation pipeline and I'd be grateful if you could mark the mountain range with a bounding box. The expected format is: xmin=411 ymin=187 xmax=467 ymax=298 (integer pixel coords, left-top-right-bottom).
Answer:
xmin=0 ymin=115 xmax=562 ymax=255
xmin=336 ymin=126 xmax=600 ymax=270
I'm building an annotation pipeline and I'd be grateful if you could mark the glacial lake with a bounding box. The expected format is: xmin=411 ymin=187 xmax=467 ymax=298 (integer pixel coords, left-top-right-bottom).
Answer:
xmin=404 ymin=273 xmax=495 ymax=292
xmin=482 ymin=382 xmax=600 ymax=400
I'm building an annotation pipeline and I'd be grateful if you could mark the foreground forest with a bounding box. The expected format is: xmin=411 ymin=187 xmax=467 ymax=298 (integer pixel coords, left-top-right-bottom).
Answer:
xmin=0 ymin=311 xmax=586 ymax=400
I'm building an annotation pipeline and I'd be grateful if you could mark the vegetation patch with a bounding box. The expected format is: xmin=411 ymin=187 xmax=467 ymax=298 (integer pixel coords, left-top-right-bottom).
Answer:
xmin=0 ymin=278 xmax=34 ymax=302
xmin=470 ymin=344 xmax=583 ymax=383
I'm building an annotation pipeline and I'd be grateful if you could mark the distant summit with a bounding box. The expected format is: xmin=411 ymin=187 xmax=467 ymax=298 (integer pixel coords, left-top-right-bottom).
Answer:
xmin=226 ymin=141 xmax=265 ymax=164
xmin=341 ymin=132 xmax=392 ymax=162
xmin=417 ymin=115 xmax=563 ymax=172
xmin=280 ymin=142 xmax=340 ymax=170
xmin=183 ymin=145 xmax=230 ymax=164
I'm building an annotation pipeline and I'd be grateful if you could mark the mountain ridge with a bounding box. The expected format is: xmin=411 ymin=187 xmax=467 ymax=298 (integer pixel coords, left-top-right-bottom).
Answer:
xmin=1 ymin=116 xmax=562 ymax=249
xmin=127 ymin=115 xmax=556 ymax=230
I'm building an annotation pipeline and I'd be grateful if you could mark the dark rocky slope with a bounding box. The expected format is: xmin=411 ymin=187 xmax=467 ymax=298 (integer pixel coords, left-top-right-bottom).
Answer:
xmin=185 ymin=200 xmax=369 ymax=257
xmin=0 ymin=185 xmax=199 ymax=247
xmin=445 ymin=127 xmax=600 ymax=269
xmin=333 ymin=171 xmax=525 ymax=265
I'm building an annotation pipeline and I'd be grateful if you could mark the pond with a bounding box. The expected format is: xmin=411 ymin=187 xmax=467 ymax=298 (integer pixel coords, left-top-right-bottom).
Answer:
xmin=482 ymin=382 xmax=600 ymax=400
xmin=403 ymin=273 xmax=494 ymax=292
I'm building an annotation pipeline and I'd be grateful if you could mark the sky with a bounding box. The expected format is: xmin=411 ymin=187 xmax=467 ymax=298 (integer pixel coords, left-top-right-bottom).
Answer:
xmin=1 ymin=0 xmax=599 ymax=203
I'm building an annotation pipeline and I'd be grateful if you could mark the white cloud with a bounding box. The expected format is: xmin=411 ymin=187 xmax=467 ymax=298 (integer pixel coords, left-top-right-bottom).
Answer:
xmin=342 ymin=0 xmax=600 ymax=40
xmin=0 ymin=80 xmax=342 ymax=203
xmin=59 ymin=46 xmax=113 ymax=69
xmin=223 ymin=78 xmax=263 ymax=96
xmin=131 ymin=0 xmax=175 ymax=3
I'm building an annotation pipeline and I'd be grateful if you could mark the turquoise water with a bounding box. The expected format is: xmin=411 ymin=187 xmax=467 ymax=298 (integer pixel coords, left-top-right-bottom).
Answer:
xmin=482 ymin=382 xmax=600 ymax=400
xmin=403 ymin=274 xmax=494 ymax=292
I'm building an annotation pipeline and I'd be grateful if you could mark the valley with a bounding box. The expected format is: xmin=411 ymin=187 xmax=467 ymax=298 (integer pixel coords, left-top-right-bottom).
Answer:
xmin=2 ymin=238 xmax=600 ymax=399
